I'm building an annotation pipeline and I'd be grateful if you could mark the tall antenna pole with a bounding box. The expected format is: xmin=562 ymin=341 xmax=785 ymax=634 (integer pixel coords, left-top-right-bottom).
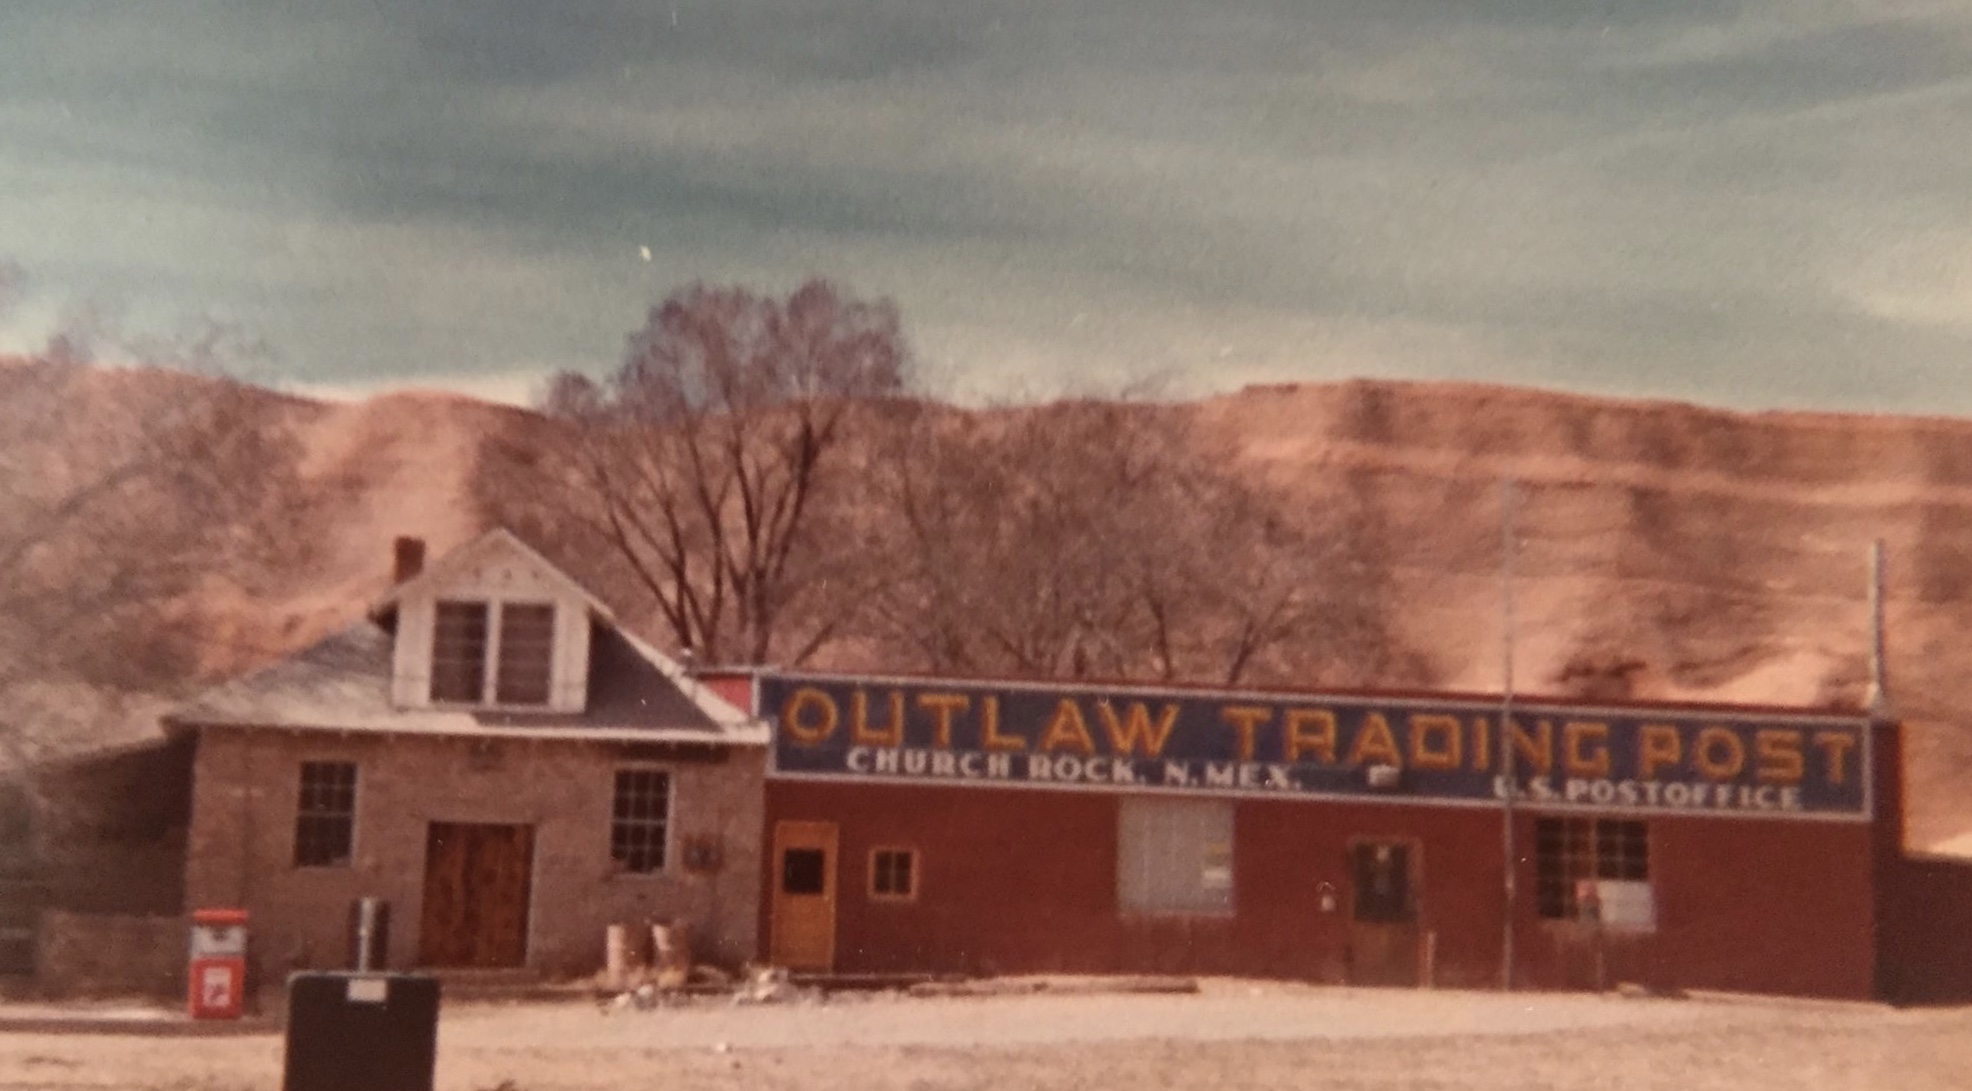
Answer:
xmin=1866 ymin=539 xmax=1890 ymax=719
xmin=1500 ymin=478 xmax=1518 ymax=991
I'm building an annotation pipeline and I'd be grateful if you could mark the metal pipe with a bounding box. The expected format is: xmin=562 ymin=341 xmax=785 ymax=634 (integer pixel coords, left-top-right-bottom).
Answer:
xmin=1867 ymin=539 xmax=1890 ymax=719
xmin=1500 ymin=479 xmax=1518 ymax=992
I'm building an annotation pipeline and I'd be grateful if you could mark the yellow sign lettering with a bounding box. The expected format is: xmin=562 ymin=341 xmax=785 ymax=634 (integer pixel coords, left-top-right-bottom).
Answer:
xmin=1040 ymin=699 xmax=1097 ymax=755
xmin=782 ymin=687 xmax=839 ymax=745
xmin=1348 ymin=712 xmax=1403 ymax=767
xmin=1098 ymin=700 xmax=1179 ymax=758
xmin=1409 ymin=713 xmax=1462 ymax=770
xmin=916 ymin=693 xmax=969 ymax=749
xmin=851 ymin=689 xmax=904 ymax=746
xmin=1285 ymin=708 xmax=1338 ymax=764
xmin=1220 ymin=705 xmax=1270 ymax=762
xmin=1563 ymin=721 xmax=1611 ymax=778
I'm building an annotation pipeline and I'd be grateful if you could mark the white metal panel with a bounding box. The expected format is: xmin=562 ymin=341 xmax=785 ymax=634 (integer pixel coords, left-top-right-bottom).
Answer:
xmin=1118 ymin=797 xmax=1234 ymax=916
xmin=1595 ymin=879 xmax=1657 ymax=932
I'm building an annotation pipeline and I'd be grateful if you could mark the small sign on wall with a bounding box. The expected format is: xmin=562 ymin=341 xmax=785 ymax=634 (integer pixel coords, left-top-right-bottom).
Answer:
xmin=1594 ymin=880 xmax=1657 ymax=933
xmin=1200 ymin=840 xmax=1233 ymax=891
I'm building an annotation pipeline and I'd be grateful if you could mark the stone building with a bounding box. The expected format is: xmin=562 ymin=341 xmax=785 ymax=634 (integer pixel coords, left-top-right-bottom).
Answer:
xmin=167 ymin=529 xmax=766 ymax=987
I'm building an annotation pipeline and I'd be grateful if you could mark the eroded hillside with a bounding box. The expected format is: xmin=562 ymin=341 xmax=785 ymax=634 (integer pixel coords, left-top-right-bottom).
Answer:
xmin=8 ymin=362 xmax=1969 ymax=844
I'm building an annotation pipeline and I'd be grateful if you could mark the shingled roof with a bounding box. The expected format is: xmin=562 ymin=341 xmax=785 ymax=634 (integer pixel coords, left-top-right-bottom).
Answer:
xmin=165 ymin=618 xmax=764 ymax=745
xmin=164 ymin=528 xmax=765 ymax=746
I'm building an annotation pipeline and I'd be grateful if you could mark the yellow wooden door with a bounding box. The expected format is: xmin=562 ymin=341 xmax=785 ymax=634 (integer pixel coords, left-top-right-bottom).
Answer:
xmin=769 ymin=821 xmax=838 ymax=970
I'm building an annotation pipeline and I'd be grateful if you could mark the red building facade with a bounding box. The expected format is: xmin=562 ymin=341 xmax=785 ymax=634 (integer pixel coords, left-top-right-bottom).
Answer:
xmin=710 ymin=670 xmax=1901 ymax=999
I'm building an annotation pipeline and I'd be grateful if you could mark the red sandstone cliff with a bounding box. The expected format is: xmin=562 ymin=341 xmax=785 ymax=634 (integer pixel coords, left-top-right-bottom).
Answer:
xmin=7 ymin=361 xmax=1968 ymax=845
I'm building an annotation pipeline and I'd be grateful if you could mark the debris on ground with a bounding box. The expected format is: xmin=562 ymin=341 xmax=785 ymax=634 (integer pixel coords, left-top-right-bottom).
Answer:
xmin=906 ymin=976 xmax=1198 ymax=999
xmin=689 ymin=964 xmax=735 ymax=987
xmin=730 ymin=966 xmax=823 ymax=1006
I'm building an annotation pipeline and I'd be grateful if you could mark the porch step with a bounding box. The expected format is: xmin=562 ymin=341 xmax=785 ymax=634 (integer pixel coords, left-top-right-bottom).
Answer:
xmin=786 ymin=972 xmax=967 ymax=992
xmin=423 ymin=968 xmax=551 ymax=999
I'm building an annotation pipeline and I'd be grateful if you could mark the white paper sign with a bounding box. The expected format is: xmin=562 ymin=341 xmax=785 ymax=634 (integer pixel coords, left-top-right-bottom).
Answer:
xmin=1595 ymin=880 xmax=1657 ymax=933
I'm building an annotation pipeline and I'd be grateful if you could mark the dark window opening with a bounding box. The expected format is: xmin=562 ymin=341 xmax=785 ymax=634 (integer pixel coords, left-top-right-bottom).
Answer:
xmin=495 ymin=603 xmax=555 ymax=705
xmin=294 ymin=761 xmax=357 ymax=868
xmin=1351 ymin=842 xmax=1415 ymax=923
xmin=1536 ymin=817 xmax=1648 ymax=919
xmin=430 ymin=601 xmax=489 ymax=703
xmin=870 ymin=848 xmax=917 ymax=899
xmin=782 ymin=848 xmax=826 ymax=895
xmin=610 ymin=769 xmax=670 ymax=873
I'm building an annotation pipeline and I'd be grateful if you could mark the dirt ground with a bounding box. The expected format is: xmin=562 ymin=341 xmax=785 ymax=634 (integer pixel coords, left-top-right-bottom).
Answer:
xmin=2 ymin=979 xmax=1968 ymax=1091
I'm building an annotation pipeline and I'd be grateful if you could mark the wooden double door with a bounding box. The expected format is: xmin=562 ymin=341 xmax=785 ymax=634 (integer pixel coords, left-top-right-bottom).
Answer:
xmin=419 ymin=822 xmax=535 ymax=968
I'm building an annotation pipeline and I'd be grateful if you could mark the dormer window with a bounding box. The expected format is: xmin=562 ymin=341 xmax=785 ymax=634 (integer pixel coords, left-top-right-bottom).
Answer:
xmin=431 ymin=602 xmax=489 ymax=702
xmin=430 ymin=599 xmax=555 ymax=707
xmin=495 ymin=604 xmax=554 ymax=705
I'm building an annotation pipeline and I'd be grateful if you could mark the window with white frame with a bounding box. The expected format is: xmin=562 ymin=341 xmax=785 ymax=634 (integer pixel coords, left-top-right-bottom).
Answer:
xmin=610 ymin=769 xmax=671 ymax=873
xmin=293 ymin=761 xmax=357 ymax=868
xmin=869 ymin=847 xmax=918 ymax=900
xmin=495 ymin=604 xmax=555 ymax=704
xmin=429 ymin=600 xmax=555 ymax=706
xmin=1117 ymin=798 xmax=1234 ymax=916
xmin=430 ymin=601 xmax=489 ymax=703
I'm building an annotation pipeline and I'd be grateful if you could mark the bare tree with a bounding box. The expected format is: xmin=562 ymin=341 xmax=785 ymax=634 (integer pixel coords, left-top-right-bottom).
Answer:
xmin=536 ymin=279 xmax=912 ymax=666
xmin=0 ymin=338 xmax=311 ymax=766
xmin=868 ymin=396 xmax=1405 ymax=687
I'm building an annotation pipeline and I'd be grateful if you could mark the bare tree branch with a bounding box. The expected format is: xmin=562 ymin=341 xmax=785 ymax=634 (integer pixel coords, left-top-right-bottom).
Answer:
xmin=517 ymin=279 xmax=911 ymax=666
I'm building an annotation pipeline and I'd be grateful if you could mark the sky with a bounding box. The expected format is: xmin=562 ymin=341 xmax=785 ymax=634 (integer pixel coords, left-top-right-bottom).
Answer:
xmin=1 ymin=1 xmax=1969 ymax=412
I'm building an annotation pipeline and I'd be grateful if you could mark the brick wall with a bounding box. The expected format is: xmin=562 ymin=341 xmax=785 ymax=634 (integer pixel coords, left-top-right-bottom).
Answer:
xmin=37 ymin=910 xmax=185 ymax=998
xmin=185 ymin=727 xmax=765 ymax=983
xmin=766 ymin=777 xmax=1886 ymax=998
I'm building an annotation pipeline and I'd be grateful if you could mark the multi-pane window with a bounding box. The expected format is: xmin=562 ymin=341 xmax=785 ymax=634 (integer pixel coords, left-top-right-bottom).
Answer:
xmin=1118 ymin=798 xmax=1235 ymax=916
xmin=495 ymin=604 xmax=555 ymax=705
xmin=429 ymin=601 xmax=555 ymax=706
xmin=610 ymin=769 xmax=671 ymax=874
xmin=293 ymin=762 xmax=357 ymax=868
xmin=430 ymin=601 xmax=489 ymax=703
xmin=1536 ymin=817 xmax=1648 ymax=919
xmin=870 ymin=848 xmax=918 ymax=900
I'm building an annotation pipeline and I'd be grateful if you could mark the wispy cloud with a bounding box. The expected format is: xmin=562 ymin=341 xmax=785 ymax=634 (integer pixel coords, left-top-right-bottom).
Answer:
xmin=1 ymin=0 xmax=1969 ymax=412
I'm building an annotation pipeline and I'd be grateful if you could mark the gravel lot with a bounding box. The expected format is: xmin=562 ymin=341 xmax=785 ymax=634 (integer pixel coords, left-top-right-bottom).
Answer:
xmin=1 ymin=979 xmax=1966 ymax=1091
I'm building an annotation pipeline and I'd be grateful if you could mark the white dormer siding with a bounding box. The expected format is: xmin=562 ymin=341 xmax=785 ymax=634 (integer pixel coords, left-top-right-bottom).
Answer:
xmin=388 ymin=536 xmax=593 ymax=713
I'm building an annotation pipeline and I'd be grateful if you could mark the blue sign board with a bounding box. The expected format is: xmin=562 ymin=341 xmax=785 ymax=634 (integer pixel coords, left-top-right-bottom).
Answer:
xmin=761 ymin=673 xmax=1871 ymax=820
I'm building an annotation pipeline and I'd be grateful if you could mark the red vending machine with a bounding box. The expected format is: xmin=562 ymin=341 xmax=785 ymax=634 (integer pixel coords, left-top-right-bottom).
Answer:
xmin=188 ymin=908 xmax=250 ymax=1020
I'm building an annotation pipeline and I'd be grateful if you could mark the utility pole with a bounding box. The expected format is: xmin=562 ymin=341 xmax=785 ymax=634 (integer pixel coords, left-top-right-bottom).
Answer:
xmin=1499 ymin=478 xmax=1518 ymax=992
xmin=1866 ymin=539 xmax=1890 ymax=720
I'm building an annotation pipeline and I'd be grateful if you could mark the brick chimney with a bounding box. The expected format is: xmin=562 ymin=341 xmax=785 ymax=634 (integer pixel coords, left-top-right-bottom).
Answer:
xmin=392 ymin=537 xmax=426 ymax=584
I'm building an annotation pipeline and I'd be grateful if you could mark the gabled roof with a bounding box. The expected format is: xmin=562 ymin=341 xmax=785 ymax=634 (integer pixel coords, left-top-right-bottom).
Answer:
xmin=165 ymin=622 xmax=763 ymax=744
xmin=367 ymin=527 xmax=624 ymax=626
xmin=166 ymin=528 xmax=764 ymax=746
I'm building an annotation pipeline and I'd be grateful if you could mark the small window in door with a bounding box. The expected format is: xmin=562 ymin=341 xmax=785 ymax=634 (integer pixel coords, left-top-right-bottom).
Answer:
xmin=782 ymin=848 xmax=827 ymax=895
xmin=1352 ymin=842 xmax=1415 ymax=923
